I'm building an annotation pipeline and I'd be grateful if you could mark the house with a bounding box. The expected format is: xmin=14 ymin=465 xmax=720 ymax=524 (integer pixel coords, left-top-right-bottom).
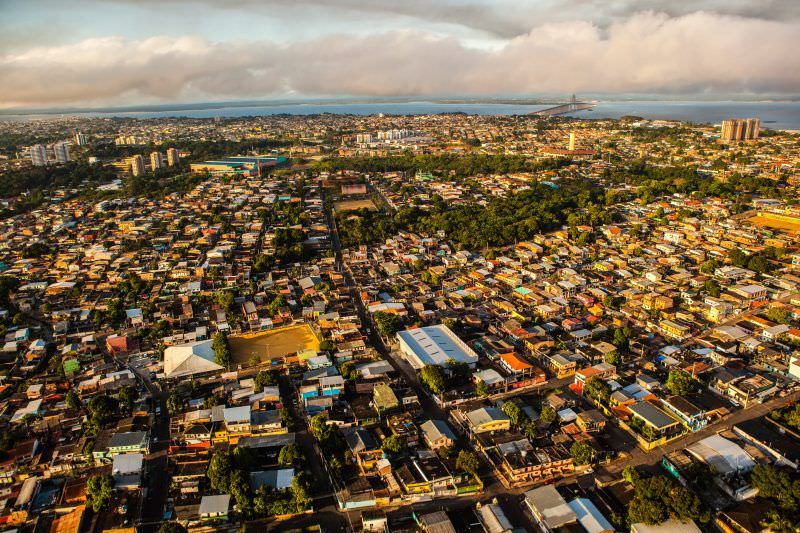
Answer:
xmin=576 ymin=410 xmax=607 ymax=433
xmin=498 ymin=352 xmax=534 ymax=377
xmin=107 ymin=431 xmax=149 ymax=457
xmin=546 ymin=353 xmax=578 ymax=378
xmin=199 ymin=494 xmax=231 ymax=521
xmin=49 ymin=505 xmax=86 ymax=533
xmin=476 ymin=502 xmax=514 ymax=533
xmin=372 ymin=383 xmax=399 ymax=413
xmin=419 ymin=419 xmax=457 ymax=450
xmin=568 ymin=497 xmax=615 ymax=533
xmin=524 ymin=485 xmax=577 ymax=532
xmin=112 ymin=452 xmax=144 ymax=490
xmin=628 ymin=401 xmax=681 ymax=437
xmin=465 ymin=407 xmax=511 ymax=434
xmin=162 ymin=339 xmax=224 ymax=379
xmin=343 ymin=428 xmax=383 ymax=471
xmin=660 ymin=396 xmax=707 ymax=432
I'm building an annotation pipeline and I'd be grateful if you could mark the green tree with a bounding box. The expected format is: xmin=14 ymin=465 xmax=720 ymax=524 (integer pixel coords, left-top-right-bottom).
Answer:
xmin=446 ymin=358 xmax=471 ymax=382
xmin=501 ymin=401 xmax=525 ymax=427
xmin=207 ymin=449 xmax=235 ymax=492
xmin=767 ymin=306 xmax=791 ymax=324
xmin=475 ymin=379 xmax=490 ymax=397
xmin=373 ymin=311 xmax=401 ymax=337
xmin=628 ymin=493 xmax=668 ymax=525
xmin=229 ymin=469 xmax=253 ymax=517
xmin=212 ymin=331 xmax=232 ymax=370
xmin=167 ymin=392 xmax=184 ymax=415
xmin=729 ymin=248 xmax=749 ymax=268
xmin=86 ymin=474 xmax=114 ymax=512
xmin=214 ymin=290 xmax=235 ymax=312
xmin=750 ymin=464 xmax=800 ymax=511
xmin=268 ymin=295 xmax=288 ymax=317
xmin=703 ymin=279 xmax=721 ymax=297
xmin=584 ymin=377 xmax=611 ymax=404
xmin=456 ymin=450 xmax=480 ymax=475
xmin=65 ymin=390 xmax=81 ymax=410
xmin=203 ymin=392 xmax=226 ymax=409
xmin=291 ymin=474 xmax=313 ymax=512
xmin=666 ymin=369 xmax=698 ymax=396
xmin=419 ymin=364 xmax=446 ymax=395
xmin=539 ymin=405 xmax=557 ymax=426
xmin=339 ymin=361 xmax=359 ymax=381
xmin=278 ymin=443 xmax=304 ymax=466
xmin=118 ymin=385 xmax=137 ymax=414
xmin=381 ymin=435 xmax=407 ymax=455
xmin=254 ymin=369 xmax=280 ymax=392
xmin=158 ymin=523 xmax=188 ymax=533
xmin=319 ymin=339 xmax=336 ymax=352
xmin=761 ymin=509 xmax=796 ymax=533
xmin=622 ymin=465 xmax=641 ymax=485
xmin=88 ymin=395 xmax=118 ymax=428
xmin=570 ymin=441 xmax=594 ymax=465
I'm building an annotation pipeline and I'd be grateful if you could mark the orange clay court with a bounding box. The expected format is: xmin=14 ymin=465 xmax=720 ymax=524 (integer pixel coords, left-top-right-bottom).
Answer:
xmin=228 ymin=324 xmax=320 ymax=364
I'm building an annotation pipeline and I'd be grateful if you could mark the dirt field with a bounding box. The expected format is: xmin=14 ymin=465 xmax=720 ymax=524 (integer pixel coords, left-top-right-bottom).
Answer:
xmin=229 ymin=324 xmax=320 ymax=364
xmin=334 ymin=198 xmax=376 ymax=212
xmin=748 ymin=214 xmax=800 ymax=232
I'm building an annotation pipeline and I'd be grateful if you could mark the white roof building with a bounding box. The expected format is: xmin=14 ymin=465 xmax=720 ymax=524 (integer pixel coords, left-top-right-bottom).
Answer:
xmin=163 ymin=339 xmax=223 ymax=379
xmin=396 ymin=324 xmax=479 ymax=369
xmin=686 ymin=434 xmax=755 ymax=476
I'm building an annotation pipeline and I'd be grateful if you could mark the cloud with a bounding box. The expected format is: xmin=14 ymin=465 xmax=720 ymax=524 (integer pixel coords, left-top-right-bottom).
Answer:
xmin=1 ymin=11 xmax=799 ymax=107
xmin=89 ymin=0 xmax=800 ymax=38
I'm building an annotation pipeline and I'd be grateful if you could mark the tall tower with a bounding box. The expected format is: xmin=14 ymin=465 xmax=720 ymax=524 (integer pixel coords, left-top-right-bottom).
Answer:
xmin=74 ymin=132 xmax=87 ymax=146
xmin=166 ymin=148 xmax=180 ymax=166
xmin=30 ymin=144 xmax=47 ymax=166
xmin=150 ymin=151 xmax=164 ymax=171
xmin=129 ymin=155 xmax=145 ymax=176
xmin=54 ymin=142 xmax=70 ymax=163
xmin=745 ymin=118 xmax=760 ymax=140
xmin=568 ymin=132 xmax=576 ymax=151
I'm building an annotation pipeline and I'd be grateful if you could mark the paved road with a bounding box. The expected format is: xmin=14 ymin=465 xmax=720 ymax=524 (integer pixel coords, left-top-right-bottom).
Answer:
xmin=322 ymin=185 xmax=449 ymax=422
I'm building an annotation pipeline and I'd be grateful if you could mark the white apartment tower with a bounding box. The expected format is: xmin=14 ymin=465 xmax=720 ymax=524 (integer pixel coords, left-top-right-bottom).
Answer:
xmin=150 ymin=151 xmax=165 ymax=171
xmin=29 ymin=144 xmax=47 ymax=166
xmin=54 ymin=142 xmax=70 ymax=164
xmin=166 ymin=148 xmax=180 ymax=166
xmin=129 ymin=155 xmax=145 ymax=176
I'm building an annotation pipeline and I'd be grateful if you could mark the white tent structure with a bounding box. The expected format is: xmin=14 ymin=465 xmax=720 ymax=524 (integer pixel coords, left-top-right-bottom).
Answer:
xmin=686 ymin=434 xmax=755 ymax=476
xmin=163 ymin=340 xmax=223 ymax=379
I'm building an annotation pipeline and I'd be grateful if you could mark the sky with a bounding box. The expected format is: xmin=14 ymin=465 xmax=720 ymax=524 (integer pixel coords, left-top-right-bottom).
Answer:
xmin=1 ymin=0 xmax=799 ymax=108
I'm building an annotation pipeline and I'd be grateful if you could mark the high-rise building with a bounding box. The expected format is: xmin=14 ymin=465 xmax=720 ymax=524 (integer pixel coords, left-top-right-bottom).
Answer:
xmin=568 ymin=132 xmax=576 ymax=151
xmin=721 ymin=118 xmax=760 ymax=142
xmin=745 ymin=118 xmax=760 ymax=140
xmin=150 ymin=151 xmax=164 ymax=171
xmin=29 ymin=144 xmax=47 ymax=166
xmin=54 ymin=142 xmax=70 ymax=164
xmin=129 ymin=155 xmax=145 ymax=176
xmin=166 ymin=148 xmax=180 ymax=166
xmin=74 ymin=132 xmax=87 ymax=146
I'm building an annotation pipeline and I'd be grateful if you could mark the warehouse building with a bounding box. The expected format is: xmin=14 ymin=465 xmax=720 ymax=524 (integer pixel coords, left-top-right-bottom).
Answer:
xmin=396 ymin=324 xmax=479 ymax=370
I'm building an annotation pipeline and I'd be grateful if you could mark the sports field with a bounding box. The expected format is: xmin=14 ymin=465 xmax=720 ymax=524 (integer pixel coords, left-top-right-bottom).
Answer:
xmin=334 ymin=198 xmax=377 ymax=212
xmin=748 ymin=213 xmax=800 ymax=232
xmin=229 ymin=324 xmax=319 ymax=364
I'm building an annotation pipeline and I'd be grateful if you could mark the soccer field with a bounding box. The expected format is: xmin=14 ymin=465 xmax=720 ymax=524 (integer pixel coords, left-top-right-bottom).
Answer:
xmin=228 ymin=324 xmax=320 ymax=364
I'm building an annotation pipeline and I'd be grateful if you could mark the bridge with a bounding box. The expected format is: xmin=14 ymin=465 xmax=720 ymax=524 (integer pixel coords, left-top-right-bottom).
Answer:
xmin=531 ymin=94 xmax=595 ymax=116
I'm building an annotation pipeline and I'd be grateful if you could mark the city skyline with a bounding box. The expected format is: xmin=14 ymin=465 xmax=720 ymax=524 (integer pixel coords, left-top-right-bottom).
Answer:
xmin=1 ymin=0 xmax=800 ymax=108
